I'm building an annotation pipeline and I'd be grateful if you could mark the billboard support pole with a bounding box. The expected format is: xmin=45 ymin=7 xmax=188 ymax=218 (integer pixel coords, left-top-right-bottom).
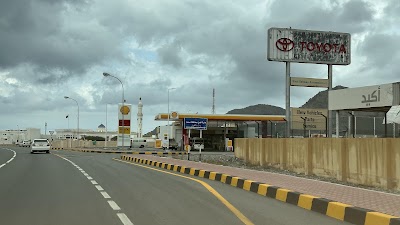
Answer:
xmin=336 ymin=111 xmax=339 ymax=138
xmin=328 ymin=64 xmax=333 ymax=138
xmin=199 ymin=130 xmax=202 ymax=162
xmin=385 ymin=113 xmax=388 ymax=138
xmin=286 ymin=62 xmax=291 ymax=138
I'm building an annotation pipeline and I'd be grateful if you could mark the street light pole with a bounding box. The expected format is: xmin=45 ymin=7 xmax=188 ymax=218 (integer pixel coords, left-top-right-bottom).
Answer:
xmin=17 ymin=125 xmax=19 ymax=144
xmin=103 ymin=73 xmax=125 ymax=148
xmin=105 ymin=103 xmax=108 ymax=148
xmin=167 ymin=88 xmax=176 ymax=150
xmin=64 ymin=96 xmax=79 ymax=147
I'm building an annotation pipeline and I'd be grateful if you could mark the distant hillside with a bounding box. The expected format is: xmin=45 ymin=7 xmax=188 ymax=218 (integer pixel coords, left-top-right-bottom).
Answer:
xmin=226 ymin=104 xmax=285 ymax=115
xmin=143 ymin=127 xmax=157 ymax=137
xmin=301 ymin=85 xmax=347 ymax=108
xmin=225 ymin=85 xmax=390 ymax=137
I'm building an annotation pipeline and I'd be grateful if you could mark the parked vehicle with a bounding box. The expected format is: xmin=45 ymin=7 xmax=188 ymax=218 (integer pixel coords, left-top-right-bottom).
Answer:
xmin=162 ymin=138 xmax=178 ymax=150
xmin=31 ymin=139 xmax=50 ymax=154
xmin=131 ymin=138 xmax=147 ymax=148
xmin=22 ymin=140 xmax=31 ymax=147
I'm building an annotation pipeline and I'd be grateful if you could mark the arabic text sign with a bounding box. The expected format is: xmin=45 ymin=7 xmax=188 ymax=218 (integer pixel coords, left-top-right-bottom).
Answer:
xmin=267 ymin=28 xmax=351 ymax=65
xmin=290 ymin=77 xmax=329 ymax=88
xmin=291 ymin=108 xmax=327 ymax=130
xmin=184 ymin=118 xmax=208 ymax=130
xmin=329 ymin=84 xmax=394 ymax=110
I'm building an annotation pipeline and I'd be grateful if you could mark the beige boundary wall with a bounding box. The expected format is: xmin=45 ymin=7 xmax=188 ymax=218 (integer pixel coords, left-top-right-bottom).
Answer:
xmin=51 ymin=140 xmax=117 ymax=148
xmin=50 ymin=140 xmax=157 ymax=148
xmin=234 ymin=138 xmax=400 ymax=190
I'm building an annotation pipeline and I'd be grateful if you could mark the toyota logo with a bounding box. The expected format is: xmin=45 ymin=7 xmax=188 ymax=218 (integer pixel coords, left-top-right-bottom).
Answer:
xmin=276 ymin=38 xmax=294 ymax=52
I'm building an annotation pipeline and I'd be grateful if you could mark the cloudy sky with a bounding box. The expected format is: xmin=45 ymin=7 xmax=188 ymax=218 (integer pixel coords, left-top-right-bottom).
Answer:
xmin=0 ymin=0 xmax=399 ymax=134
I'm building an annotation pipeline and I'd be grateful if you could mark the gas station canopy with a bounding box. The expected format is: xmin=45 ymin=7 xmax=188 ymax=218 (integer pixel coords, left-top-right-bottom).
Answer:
xmin=154 ymin=113 xmax=286 ymax=122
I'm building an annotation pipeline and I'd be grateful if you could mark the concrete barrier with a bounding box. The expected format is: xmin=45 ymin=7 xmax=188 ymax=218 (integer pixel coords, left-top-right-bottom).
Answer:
xmin=234 ymin=138 xmax=400 ymax=190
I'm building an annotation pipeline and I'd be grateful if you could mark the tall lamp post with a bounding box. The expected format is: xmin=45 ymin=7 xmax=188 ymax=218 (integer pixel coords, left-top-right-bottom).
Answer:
xmin=103 ymin=73 xmax=125 ymax=147
xmin=64 ymin=96 xmax=79 ymax=147
xmin=167 ymin=87 xmax=176 ymax=150
xmin=105 ymin=103 xmax=110 ymax=148
xmin=17 ymin=125 xmax=19 ymax=144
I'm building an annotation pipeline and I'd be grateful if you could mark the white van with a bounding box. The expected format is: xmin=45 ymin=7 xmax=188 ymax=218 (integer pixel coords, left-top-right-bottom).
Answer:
xmin=31 ymin=139 xmax=50 ymax=154
xmin=131 ymin=138 xmax=146 ymax=148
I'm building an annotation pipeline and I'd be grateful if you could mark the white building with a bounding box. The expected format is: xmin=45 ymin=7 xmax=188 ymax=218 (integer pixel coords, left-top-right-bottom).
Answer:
xmin=0 ymin=128 xmax=41 ymax=145
xmin=97 ymin=124 xmax=106 ymax=133
xmin=54 ymin=127 xmax=138 ymax=141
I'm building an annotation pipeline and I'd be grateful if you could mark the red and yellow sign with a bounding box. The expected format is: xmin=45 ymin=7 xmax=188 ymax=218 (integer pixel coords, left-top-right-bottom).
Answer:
xmin=119 ymin=120 xmax=131 ymax=126
xmin=118 ymin=127 xmax=131 ymax=134
xmin=120 ymin=105 xmax=130 ymax=115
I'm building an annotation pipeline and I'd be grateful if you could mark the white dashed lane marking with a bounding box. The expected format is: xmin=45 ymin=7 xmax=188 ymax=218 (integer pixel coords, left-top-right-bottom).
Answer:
xmin=108 ymin=201 xmax=121 ymax=210
xmin=101 ymin=191 xmax=111 ymax=199
xmin=95 ymin=185 xmax=104 ymax=191
xmin=0 ymin=148 xmax=16 ymax=169
xmin=54 ymin=154 xmax=134 ymax=225
xmin=117 ymin=213 xmax=134 ymax=225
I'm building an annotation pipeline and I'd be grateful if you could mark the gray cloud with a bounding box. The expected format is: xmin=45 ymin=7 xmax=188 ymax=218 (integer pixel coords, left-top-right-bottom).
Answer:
xmin=157 ymin=42 xmax=183 ymax=68
xmin=0 ymin=0 xmax=398 ymax=132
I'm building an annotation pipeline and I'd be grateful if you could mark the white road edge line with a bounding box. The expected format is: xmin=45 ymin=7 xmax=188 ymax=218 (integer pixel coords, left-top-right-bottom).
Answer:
xmin=108 ymin=200 xmax=121 ymax=211
xmin=117 ymin=213 xmax=134 ymax=225
xmin=0 ymin=148 xmax=16 ymax=169
xmin=100 ymin=191 xmax=111 ymax=199
xmin=95 ymin=185 xmax=104 ymax=191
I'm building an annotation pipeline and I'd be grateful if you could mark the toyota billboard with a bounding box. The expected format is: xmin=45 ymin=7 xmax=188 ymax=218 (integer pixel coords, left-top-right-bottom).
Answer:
xmin=267 ymin=28 xmax=351 ymax=65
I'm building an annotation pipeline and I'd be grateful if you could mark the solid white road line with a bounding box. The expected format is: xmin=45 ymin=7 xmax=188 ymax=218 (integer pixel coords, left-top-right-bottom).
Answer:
xmin=117 ymin=213 xmax=134 ymax=225
xmin=100 ymin=191 xmax=111 ymax=199
xmin=107 ymin=200 xmax=121 ymax=211
xmin=0 ymin=164 xmax=4 ymax=168
xmin=91 ymin=180 xmax=98 ymax=185
xmin=95 ymin=185 xmax=104 ymax=191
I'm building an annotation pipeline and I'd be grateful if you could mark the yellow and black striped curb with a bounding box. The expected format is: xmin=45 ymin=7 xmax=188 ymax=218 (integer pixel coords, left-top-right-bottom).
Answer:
xmin=62 ymin=148 xmax=188 ymax=155
xmin=51 ymin=147 xmax=64 ymax=150
xmin=120 ymin=155 xmax=400 ymax=225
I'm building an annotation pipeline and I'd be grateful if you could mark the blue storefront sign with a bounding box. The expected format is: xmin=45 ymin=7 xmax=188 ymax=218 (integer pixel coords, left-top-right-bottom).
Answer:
xmin=184 ymin=118 xmax=208 ymax=130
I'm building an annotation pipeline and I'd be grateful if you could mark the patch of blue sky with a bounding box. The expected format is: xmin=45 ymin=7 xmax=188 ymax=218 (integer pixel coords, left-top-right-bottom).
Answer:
xmin=132 ymin=49 xmax=159 ymax=62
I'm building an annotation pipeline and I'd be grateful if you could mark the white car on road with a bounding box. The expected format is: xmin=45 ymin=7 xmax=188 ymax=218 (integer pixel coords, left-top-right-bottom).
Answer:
xmin=31 ymin=139 xmax=50 ymax=154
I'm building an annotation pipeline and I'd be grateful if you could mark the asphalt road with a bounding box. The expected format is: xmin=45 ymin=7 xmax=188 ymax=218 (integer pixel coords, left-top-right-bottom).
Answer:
xmin=0 ymin=146 xmax=352 ymax=225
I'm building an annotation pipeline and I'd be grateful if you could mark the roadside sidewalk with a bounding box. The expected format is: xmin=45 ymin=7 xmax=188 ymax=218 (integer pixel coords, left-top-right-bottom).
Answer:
xmin=127 ymin=154 xmax=400 ymax=218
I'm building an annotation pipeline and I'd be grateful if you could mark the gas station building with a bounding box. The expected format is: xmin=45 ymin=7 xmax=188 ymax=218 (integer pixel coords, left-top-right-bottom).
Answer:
xmin=154 ymin=113 xmax=285 ymax=151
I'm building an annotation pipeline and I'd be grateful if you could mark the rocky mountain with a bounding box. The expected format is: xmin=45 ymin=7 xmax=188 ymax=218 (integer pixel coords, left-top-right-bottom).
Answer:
xmin=143 ymin=127 xmax=157 ymax=137
xmin=301 ymin=85 xmax=347 ymax=108
xmin=227 ymin=104 xmax=285 ymax=115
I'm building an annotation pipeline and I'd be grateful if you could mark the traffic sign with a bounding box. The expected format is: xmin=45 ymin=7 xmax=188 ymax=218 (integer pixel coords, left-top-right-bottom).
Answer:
xmin=184 ymin=118 xmax=208 ymax=130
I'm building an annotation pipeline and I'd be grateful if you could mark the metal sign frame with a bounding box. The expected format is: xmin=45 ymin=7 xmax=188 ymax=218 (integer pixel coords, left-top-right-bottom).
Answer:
xmin=267 ymin=27 xmax=351 ymax=138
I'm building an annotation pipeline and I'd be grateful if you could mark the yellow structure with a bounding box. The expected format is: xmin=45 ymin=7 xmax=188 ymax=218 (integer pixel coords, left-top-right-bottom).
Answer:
xmin=155 ymin=113 xmax=286 ymax=122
